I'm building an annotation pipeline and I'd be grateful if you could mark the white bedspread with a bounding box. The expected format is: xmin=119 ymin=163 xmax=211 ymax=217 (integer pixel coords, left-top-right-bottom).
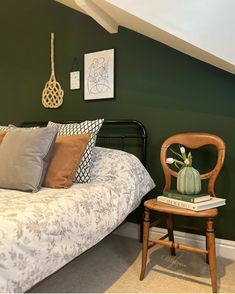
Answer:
xmin=0 ymin=147 xmax=155 ymax=292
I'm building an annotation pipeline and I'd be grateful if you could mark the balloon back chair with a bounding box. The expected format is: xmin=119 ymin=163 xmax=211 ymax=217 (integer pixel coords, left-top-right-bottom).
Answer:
xmin=140 ymin=132 xmax=225 ymax=293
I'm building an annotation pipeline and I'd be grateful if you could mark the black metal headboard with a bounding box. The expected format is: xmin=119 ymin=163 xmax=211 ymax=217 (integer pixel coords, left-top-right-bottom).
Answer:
xmin=20 ymin=120 xmax=147 ymax=166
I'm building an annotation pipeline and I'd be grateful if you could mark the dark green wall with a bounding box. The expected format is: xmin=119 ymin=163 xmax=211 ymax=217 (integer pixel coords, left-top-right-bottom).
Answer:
xmin=1 ymin=0 xmax=235 ymax=240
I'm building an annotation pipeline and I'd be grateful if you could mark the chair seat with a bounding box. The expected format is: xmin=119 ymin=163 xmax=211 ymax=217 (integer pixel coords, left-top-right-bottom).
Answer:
xmin=144 ymin=198 xmax=218 ymax=218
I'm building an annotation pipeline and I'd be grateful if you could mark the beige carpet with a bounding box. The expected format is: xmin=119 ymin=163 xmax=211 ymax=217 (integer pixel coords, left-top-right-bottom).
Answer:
xmin=29 ymin=233 xmax=235 ymax=293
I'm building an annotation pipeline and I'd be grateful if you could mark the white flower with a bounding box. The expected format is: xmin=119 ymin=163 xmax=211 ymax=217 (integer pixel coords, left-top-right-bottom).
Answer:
xmin=168 ymin=146 xmax=193 ymax=169
xmin=184 ymin=158 xmax=190 ymax=165
xmin=180 ymin=147 xmax=185 ymax=154
xmin=166 ymin=158 xmax=174 ymax=164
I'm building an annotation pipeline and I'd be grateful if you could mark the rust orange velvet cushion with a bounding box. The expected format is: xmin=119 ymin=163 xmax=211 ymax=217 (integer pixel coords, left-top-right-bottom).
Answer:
xmin=0 ymin=131 xmax=7 ymax=143
xmin=43 ymin=133 xmax=91 ymax=188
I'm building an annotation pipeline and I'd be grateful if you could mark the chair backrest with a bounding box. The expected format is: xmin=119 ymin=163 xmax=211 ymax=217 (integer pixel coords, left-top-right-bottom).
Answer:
xmin=160 ymin=133 xmax=225 ymax=196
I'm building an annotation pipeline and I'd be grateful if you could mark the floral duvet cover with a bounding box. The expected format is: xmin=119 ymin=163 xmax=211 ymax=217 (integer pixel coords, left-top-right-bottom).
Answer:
xmin=0 ymin=147 xmax=155 ymax=292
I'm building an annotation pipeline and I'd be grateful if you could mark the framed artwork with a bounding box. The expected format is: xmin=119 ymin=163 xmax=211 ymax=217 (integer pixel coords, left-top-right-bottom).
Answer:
xmin=70 ymin=58 xmax=80 ymax=90
xmin=70 ymin=71 xmax=80 ymax=90
xmin=84 ymin=49 xmax=114 ymax=100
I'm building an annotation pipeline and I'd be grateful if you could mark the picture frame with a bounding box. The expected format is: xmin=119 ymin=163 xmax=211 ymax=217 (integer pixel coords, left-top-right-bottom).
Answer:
xmin=84 ymin=49 xmax=114 ymax=100
xmin=70 ymin=71 xmax=80 ymax=90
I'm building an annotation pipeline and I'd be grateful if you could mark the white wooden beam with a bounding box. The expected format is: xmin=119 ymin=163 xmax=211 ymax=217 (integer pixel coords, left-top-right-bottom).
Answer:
xmin=74 ymin=0 xmax=118 ymax=33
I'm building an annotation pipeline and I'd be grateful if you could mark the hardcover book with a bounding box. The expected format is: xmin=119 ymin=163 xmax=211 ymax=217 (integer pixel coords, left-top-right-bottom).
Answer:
xmin=163 ymin=190 xmax=211 ymax=203
xmin=157 ymin=196 xmax=226 ymax=211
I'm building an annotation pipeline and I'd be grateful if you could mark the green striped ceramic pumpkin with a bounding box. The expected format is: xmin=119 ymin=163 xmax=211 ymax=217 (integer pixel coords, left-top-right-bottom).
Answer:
xmin=177 ymin=166 xmax=201 ymax=195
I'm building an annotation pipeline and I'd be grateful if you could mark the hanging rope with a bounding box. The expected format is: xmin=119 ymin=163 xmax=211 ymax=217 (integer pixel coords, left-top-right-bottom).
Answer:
xmin=42 ymin=32 xmax=64 ymax=108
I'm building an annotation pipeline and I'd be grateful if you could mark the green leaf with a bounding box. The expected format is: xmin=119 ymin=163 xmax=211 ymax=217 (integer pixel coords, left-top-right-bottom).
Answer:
xmin=170 ymin=148 xmax=183 ymax=160
xmin=174 ymin=162 xmax=181 ymax=170
xmin=188 ymin=151 xmax=193 ymax=166
xmin=174 ymin=159 xmax=184 ymax=165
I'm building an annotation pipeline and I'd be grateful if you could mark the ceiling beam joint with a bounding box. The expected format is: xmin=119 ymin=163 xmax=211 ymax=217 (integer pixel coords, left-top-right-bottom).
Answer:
xmin=74 ymin=0 xmax=118 ymax=33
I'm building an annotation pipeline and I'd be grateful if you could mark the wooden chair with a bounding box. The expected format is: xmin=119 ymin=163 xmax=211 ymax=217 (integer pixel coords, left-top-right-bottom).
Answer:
xmin=140 ymin=133 xmax=225 ymax=293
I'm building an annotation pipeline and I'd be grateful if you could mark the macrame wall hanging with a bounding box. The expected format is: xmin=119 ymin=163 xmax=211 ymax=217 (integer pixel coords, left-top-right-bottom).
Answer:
xmin=42 ymin=32 xmax=64 ymax=108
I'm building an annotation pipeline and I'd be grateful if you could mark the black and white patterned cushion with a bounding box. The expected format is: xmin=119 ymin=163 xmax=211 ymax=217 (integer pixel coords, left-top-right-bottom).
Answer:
xmin=0 ymin=126 xmax=8 ymax=131
xmin=0 ymin=124 xmax=15 ymax=131
xmin=47 ymin=119 xmax=104 ymax=183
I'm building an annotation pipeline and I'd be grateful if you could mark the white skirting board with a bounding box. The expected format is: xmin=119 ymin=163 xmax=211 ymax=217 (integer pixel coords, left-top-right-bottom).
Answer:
xmin=113 ymin=222 xmax=235 ymax=261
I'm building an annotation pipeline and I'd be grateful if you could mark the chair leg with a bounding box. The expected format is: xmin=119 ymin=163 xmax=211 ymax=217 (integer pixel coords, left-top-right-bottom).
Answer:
xmin=166 ymin=213 xmax=176 ymax=256
xmin=206 ymin=235 xmax=209 ymax=264
xmin=206 ymin=218 xmax=217 ymax=293
xmin=140 ymin=207 xmax=150 ymax=280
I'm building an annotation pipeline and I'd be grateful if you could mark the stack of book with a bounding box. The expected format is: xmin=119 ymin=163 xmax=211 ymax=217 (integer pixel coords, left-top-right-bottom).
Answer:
xmin=157 ymin=190 xmax=226 ymax=211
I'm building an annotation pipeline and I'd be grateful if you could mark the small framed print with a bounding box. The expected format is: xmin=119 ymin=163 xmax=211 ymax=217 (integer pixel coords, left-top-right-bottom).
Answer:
xmin=84 ymin=49 xmax=114 ymax=100
xmin=70 ymin=71 xmax=80 ymax=90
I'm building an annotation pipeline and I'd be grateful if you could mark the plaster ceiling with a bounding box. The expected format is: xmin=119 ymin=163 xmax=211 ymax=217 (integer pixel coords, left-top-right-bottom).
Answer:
xmin=55 ymin=0 xmax=235 ymax=75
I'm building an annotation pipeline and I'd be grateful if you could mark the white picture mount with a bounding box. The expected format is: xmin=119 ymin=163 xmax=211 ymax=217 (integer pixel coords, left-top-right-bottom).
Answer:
xmin=70 ymin=71 xmax=80 ymax=90
xmin=84 ymin=48 xmax=114 ymax=100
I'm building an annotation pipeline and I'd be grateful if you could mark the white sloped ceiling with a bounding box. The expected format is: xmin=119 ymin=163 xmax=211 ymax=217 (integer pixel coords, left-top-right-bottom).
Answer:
xmin=55 ymin=0 xmax=235 ymax=74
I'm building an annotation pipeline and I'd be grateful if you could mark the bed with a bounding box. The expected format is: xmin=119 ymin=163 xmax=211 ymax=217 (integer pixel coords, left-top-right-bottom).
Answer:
xmin=0 ymin=120 xmax=155 ymax=293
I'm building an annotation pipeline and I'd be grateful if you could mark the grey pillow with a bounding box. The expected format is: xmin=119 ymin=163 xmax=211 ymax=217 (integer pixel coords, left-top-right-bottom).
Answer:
xmin=0 ymin=127 xmax=58 ymax=192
